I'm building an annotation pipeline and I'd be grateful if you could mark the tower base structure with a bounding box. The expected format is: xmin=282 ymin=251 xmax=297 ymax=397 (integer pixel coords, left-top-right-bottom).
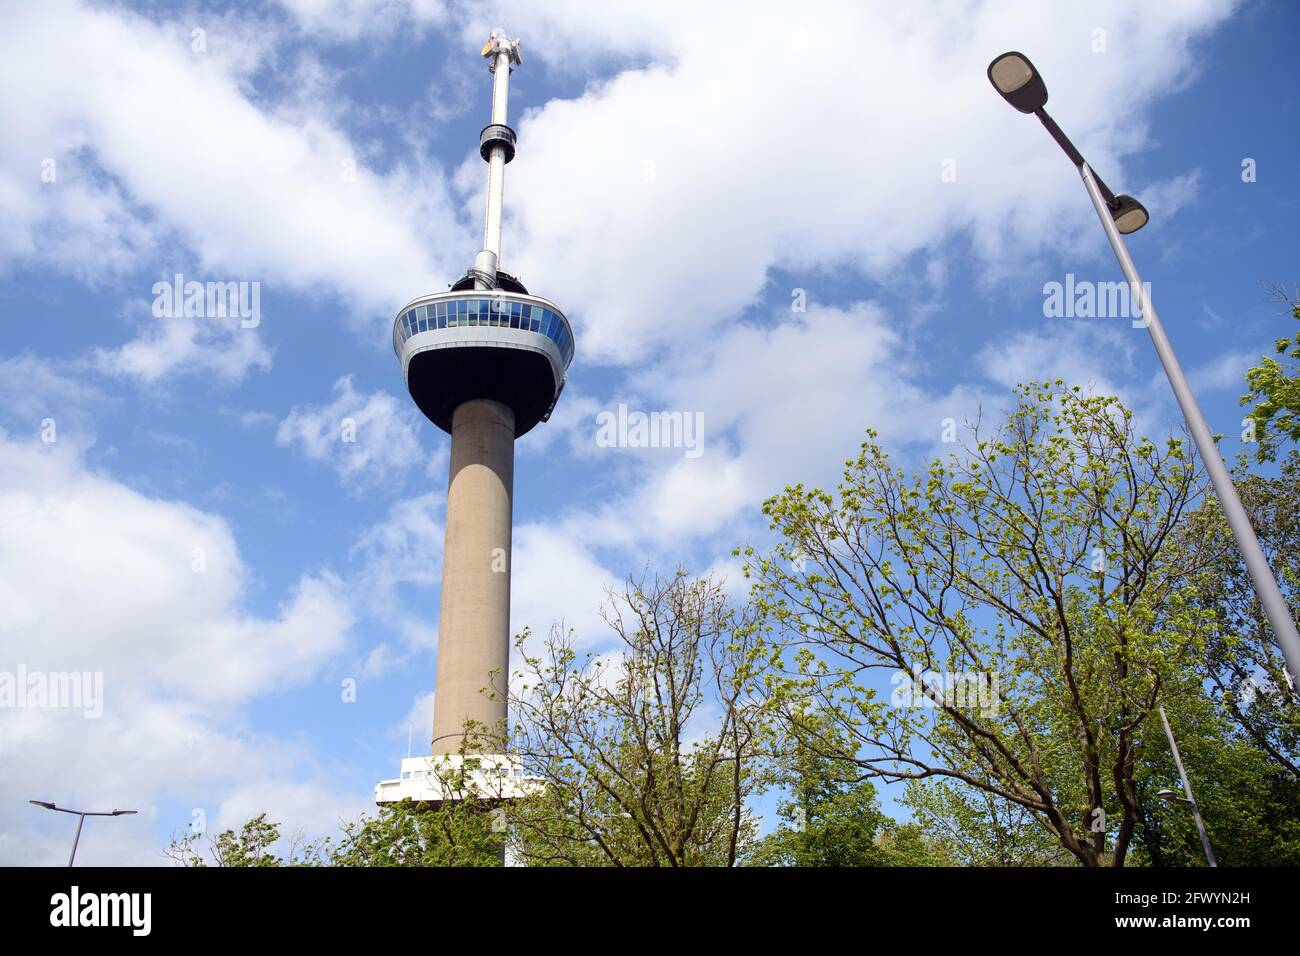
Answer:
xmin=374 ymin=753 xmax=539 ymax=807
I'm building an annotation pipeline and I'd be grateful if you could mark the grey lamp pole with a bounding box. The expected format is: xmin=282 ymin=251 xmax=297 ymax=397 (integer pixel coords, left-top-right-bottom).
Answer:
xmin=1156 ymin=706 xmax=1217 ymax=867
xmin=30 ymin=801 xmax=138 ymax=866
xmin=987 ymin=51 xmax=1300 ymax=693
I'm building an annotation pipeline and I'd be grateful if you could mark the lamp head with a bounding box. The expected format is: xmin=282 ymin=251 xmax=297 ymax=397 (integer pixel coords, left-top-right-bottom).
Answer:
xmin=1111 ymin=194 xmax=1149 ymax=235
xmin=988 ymin=51 xmax=1048 ymax=113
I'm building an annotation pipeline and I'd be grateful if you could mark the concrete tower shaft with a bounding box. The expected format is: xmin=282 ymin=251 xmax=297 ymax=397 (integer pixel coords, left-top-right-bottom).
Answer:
xmin=431 ymin=399 xmax=514 ymax=754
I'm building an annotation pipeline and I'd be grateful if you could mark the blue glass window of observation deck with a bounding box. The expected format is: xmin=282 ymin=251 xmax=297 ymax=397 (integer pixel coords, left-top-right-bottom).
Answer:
xmin=509 ymin=309 xmax=520 ymax=329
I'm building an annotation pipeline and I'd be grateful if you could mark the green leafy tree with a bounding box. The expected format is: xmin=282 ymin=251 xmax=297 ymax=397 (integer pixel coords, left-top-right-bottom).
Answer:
xmin=875 ymin=822 xmax=955 ymax=867
xmin=747 ymin=716 xmax=896 ymax=866
xmin=741 ymin=381 xmax=1215 ymax=867
xmin=506 ymin=571 xmax=770 ymax=866
xmin=329 ymin=798 xmax=503 ymax=867
xmin=748 ymin=717 xmax=956 ymax=867
xmin=164 ymin=813 xmax=323 ymax=867
xmin=901 ymin=778 xmax=1074 ymax=866
xmin=1241 ymin=286 xmax=1300 ymax=462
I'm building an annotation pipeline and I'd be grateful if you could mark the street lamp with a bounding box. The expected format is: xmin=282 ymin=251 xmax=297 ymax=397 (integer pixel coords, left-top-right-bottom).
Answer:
xmin=1155 ymin=707 xmax=1217 ymax=867
xmin=987 ymin=52 xmax=1149 ymax=235
xmin=30 ymin=800 xmax=138 ymax=866
xmin=987 ymin=50 xmax=1300 ymax=694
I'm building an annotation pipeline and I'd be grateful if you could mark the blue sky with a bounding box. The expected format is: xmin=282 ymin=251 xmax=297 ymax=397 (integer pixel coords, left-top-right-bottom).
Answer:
xmin=1 ymin=0 xmax=1297 ymax=864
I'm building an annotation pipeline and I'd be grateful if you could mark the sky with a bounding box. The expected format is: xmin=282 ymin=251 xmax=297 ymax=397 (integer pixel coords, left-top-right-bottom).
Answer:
xmin=1 ymin=0 xmax=1297 ymax=865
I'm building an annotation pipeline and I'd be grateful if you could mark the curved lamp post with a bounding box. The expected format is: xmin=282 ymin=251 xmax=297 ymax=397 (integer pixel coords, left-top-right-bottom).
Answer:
xmin=987 ymin=51 xmax=1300 ymax=696
xmin=30 ymin=800 xmax=137 ymax=866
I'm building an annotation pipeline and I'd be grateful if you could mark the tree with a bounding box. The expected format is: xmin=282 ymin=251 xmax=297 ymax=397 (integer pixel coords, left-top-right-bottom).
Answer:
xmin=166 ymin=799 xmax=503 ymax=868
xmin=329 ymin=799 xmax=503 ymax=867
xmin=1241 ymin=285 xmax=1300 ymax=462
xmin=901 ymin=778 xmax=1074 ymax=866
xmin=164 ymin=813 xmax=323 ymax=867
xmin=506 ymin=571 xmax=770 ymax=866
xmin=747 ymin=715 xmax=896 ymax=866
xmin=747 ymin=714 xmax=955 ymax=867
xmin=741 ymin=381 xmax=1216 ymax=867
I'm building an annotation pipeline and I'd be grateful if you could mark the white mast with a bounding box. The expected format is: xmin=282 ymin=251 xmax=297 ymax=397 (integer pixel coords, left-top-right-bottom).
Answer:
xmin=473 ymin=30 xmax=523 ymax=289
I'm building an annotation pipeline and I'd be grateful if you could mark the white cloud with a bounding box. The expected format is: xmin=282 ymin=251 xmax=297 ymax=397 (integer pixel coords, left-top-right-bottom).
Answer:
xmin=93 ymin=312 xmax=273 ymax=384
xmin=348 ymin=490 xmax=445 ymax=664
xmin=277 ymin=375 xmax=425 ymax=488
xmin=0 ymin=354 xmax=104 ymax=438
xmin=0 ymin=436 xmax=356 ymax=864
xmin=977 ymin=322 xmax=1138 ymax=396
xmin=560 ymin=303 xmax=957 ymax=550
xmin=399 ymin=691 xmax=437 ymax=743
xmin=280 ymin=0 xmax=450 ymax=43
xmin=465 ymin=0 xmax=1236 ymax=365
xmin=1189 ymin=347 xmax=1257 ymax=393
xmin=510 ymin=522 xmax=620 ymax=645
xmin=0 ymin=0 xmax=463 ymax=323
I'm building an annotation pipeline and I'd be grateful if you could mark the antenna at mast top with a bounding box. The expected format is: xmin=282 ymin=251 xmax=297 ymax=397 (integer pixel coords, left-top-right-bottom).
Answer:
xmin=481 ymin=29 xmax=523 ymax=69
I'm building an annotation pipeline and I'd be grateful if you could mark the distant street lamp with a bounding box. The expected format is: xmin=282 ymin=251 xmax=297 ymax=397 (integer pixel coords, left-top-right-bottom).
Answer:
xmin=1154 ymin=707 xmax=1217 ymax=867
xmin=30 ymin=800 xmax=138 ymax=866
xmin=987 ymin=51 xmax=1300 ymax=695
